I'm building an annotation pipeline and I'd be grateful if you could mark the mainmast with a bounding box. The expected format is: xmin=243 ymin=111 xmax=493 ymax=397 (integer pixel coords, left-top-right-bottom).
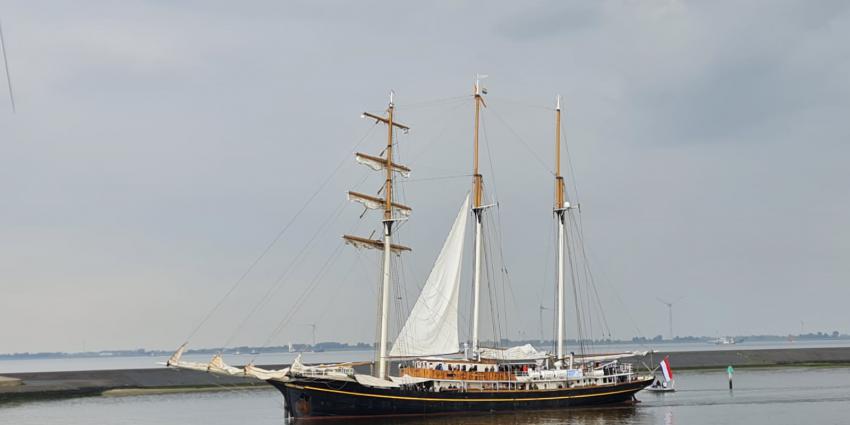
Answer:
xmin=343 ymin=92 xmax=411 ymax=379
xmin=471 ymin=76 xmax=487 ymax=357
xmin=553 ymin=95 xmax=568 ymax=363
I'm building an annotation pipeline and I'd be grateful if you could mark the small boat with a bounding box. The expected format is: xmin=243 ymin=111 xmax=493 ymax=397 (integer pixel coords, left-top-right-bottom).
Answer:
xmin=646 ymin=356 xmax=675 ymax=393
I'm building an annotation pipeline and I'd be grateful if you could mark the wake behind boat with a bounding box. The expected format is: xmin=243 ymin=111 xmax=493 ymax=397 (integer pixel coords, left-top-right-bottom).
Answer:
xmin=166 ymin=79 xmax=654 ymax=419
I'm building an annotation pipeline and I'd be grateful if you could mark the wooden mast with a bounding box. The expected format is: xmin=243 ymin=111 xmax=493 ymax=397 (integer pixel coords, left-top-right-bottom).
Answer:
xmin=471 ymin=77 xmax=486 ymax=357
xmin=555 ymin=95 xmax=565 ymax=208
xmin=343 ymin=91 xmax=410 ymax=379
xmin=554 ymin=95 xmax=567 ymax=363
xmin=377 ymin=92 xmax=395 ymax=379
xmin=473 ymin=84 xmax=483 ymax=208
xmin=384 ymin=93 xmax=395 ymax=220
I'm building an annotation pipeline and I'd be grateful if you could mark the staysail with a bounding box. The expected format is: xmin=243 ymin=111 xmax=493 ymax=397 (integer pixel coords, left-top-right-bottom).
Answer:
xmin=389 ymin=195 xmax=469 ymax=357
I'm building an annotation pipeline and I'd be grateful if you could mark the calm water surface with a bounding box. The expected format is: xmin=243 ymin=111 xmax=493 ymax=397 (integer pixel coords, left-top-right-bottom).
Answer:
xmin=2 ymin=366 xmax=849 ymax=424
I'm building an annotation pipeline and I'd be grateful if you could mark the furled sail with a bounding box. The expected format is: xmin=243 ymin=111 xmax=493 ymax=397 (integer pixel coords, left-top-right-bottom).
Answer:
xmin=355 ymin=152 xmax=411 ymax=178
xmin=244 ymin=363 xmax=290 ymax=380
xmin=208 ymin=354 xmax=243 ymax=376
xmin=165 ymin=343 xmax=210 ymax=372
xmin=348 ymin=191 xmax=412 ymax=217
xmin=478 ymin=344 xmax=549 ymax=360
xmin=343 ymin=234 xmax=411 ymax=254
xmin=389 ymin=195 xmax=469 ymax=357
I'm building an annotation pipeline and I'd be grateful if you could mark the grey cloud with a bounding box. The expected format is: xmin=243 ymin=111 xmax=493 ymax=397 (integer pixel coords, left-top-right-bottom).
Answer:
xmin=1 ymin=0 xmax=848 ymax=353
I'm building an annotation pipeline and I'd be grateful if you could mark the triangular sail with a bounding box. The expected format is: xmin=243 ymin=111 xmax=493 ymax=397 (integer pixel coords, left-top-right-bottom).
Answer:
xmin=389 ymin=195 xmax=469 ymax=357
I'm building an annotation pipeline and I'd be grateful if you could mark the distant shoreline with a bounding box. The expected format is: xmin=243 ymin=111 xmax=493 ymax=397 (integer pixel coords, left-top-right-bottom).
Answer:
xmin=3 ymin=335 xmax=848 ymax=360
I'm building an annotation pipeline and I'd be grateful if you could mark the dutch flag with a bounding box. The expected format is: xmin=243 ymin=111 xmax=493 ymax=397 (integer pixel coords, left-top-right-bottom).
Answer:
xmin=660 ymin=356 xmax=674 ymax=382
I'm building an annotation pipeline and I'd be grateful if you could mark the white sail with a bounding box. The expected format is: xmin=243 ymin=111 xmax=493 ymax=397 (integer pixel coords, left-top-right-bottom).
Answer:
xmin=389 ymin=195 xmax=469 ymax=357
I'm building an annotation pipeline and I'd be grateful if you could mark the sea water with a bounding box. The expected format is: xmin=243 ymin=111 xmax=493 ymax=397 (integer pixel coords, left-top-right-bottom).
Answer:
xmin=1 ymin=366 xmax=849 ymax=424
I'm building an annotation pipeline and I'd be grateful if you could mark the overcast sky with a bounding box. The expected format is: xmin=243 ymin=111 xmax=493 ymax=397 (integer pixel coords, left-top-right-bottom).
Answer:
xmin=1 ymin=1 xmax=849 ymax=354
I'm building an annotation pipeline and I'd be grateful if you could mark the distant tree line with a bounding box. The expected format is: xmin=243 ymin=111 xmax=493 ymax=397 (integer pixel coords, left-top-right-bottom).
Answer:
xmin=2 ymin=332 xmax=847 ymax=359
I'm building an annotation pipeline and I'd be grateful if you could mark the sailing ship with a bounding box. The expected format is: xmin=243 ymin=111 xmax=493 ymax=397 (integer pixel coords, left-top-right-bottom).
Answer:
xmin=167 ymin=79 xmax=654 ymax=419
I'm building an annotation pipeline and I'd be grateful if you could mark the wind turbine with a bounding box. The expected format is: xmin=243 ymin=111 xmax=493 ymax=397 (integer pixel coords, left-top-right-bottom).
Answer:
xmin=538 ymin=304 xmax=549 ymax=343
xmin=656 ymin=297 xmax=684 ymax=340
xmin=304 ymin=323 xmax=317 ymax=347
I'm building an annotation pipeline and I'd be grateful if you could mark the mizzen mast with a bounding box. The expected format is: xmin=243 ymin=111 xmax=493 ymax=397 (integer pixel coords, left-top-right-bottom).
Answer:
xmin=470 ymin=76 xmax=487 ymax=357
xmin=343 ymin=91 xmax=411 ymax=379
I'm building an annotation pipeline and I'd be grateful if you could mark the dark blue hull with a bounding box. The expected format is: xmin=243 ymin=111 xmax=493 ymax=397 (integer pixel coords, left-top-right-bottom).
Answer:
xmin=269 ymin=377 xmax=653 ymax=419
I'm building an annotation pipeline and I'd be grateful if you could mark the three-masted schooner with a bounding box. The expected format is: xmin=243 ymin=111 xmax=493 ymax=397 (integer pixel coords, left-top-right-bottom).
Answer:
xmin=167 ymin=80 xmax=653 ymax=419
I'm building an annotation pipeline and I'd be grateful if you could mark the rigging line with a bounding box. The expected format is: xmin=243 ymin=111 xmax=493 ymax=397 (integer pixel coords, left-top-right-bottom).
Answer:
xmin=572 ymin=212 xmax=611 ymax=338
xmin=390 ymin=257 xmax=403 ymax=347
xmin=222 ymin=169 xmax=369 ymax=349
xmin=497 ymin=230 xmax=510 ymax=343
xmin=404 ymin=174 xmax=472 ymax=183
xmin=405 ymin=99 xmax=469 ymax=168
xmin=574 ymin=225 xmax=596 ymax=349
xmin=480 ymin=115 xmax=519 ymax=344
xmin=560 ymin=118 xmax=581 ymax=202
xmin=581 ymin=234 xmax=646 ymax=344
xmin=549 ymin=218 xmax=557 ymax=353
xmin=540 ymin=216 xmax=555 ymax=341
xmin=398 ymin=261 xmax=411 ymax=350
xmin=570 ymin=205 xmax=611 ymax=337
xmin=395 ymin=255 xmax=409 ymax=333
xmin=479 ymin=119 xmax=499 ymax=346
xmin=183 ymin=122 xmax=379 ymax=342
xmin=487 ymin=105 xmax=554 ymax=175
xmin=257 ymin=240 xmax=347 ymax=353
xmin=488 ymin=214 xmax=509 ymax=345
xmin=373 ymin=252 xmax=381 ymax=366
xmin=394 ymin=255 xmax=411 ymax=354
xmin=313 ymin=250 xmax=363 ymax=333
xmin=569 ymin=209 xmax=607 ymax=341
xmin=220 ymin=194 xmax=352 ymax=350
xmin=485 ymin=96 xmax=551 ymax=111
xmin=482 ymin=222 xmax=500 ymax=347
xmin=566 ymin=222 xmax=586 ymax=355
xmin=0 ymin=20 xmax=15 ymax=113
xmin=395 ymin=95 xmax=470 ymax=110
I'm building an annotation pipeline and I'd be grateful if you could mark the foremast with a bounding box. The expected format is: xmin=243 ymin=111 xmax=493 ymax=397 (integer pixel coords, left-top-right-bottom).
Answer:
xmin=471 ymin=77 xmax=487 ymax=357
xmin=343 ymin=92 xmax=411 ymax=379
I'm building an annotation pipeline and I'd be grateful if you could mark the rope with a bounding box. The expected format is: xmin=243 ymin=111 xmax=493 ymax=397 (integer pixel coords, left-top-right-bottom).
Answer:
xmin=487 ymin=105 xmax=553 ymax=175
xmin=0 ymin=21 xmax=14 ymax=112
xmin=405 ymin=99 xmax=470 ymax=169
xmin=255 ymin=240 xmax=347 ymax=355
xmin=403 ymin=174 xmax=471 ymax=183
xmin=485 ymin=96 xmax=551 ymax=111
xmin=220 ymin=195 xmax=351 ymax=350
xmin=182 ymin=122 xmax=378 ymax=343
xmin=395 ymin=95 xmax=469 ymax=110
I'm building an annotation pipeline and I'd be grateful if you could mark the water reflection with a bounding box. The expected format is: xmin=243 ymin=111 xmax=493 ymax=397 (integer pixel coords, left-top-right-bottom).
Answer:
xmin=306 ymin=405 xmax=646 ymax=425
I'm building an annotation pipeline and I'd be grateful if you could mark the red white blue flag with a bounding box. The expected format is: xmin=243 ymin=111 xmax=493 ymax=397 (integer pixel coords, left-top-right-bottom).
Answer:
xmin=660 ymin=356 xmax=674 ymax=382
